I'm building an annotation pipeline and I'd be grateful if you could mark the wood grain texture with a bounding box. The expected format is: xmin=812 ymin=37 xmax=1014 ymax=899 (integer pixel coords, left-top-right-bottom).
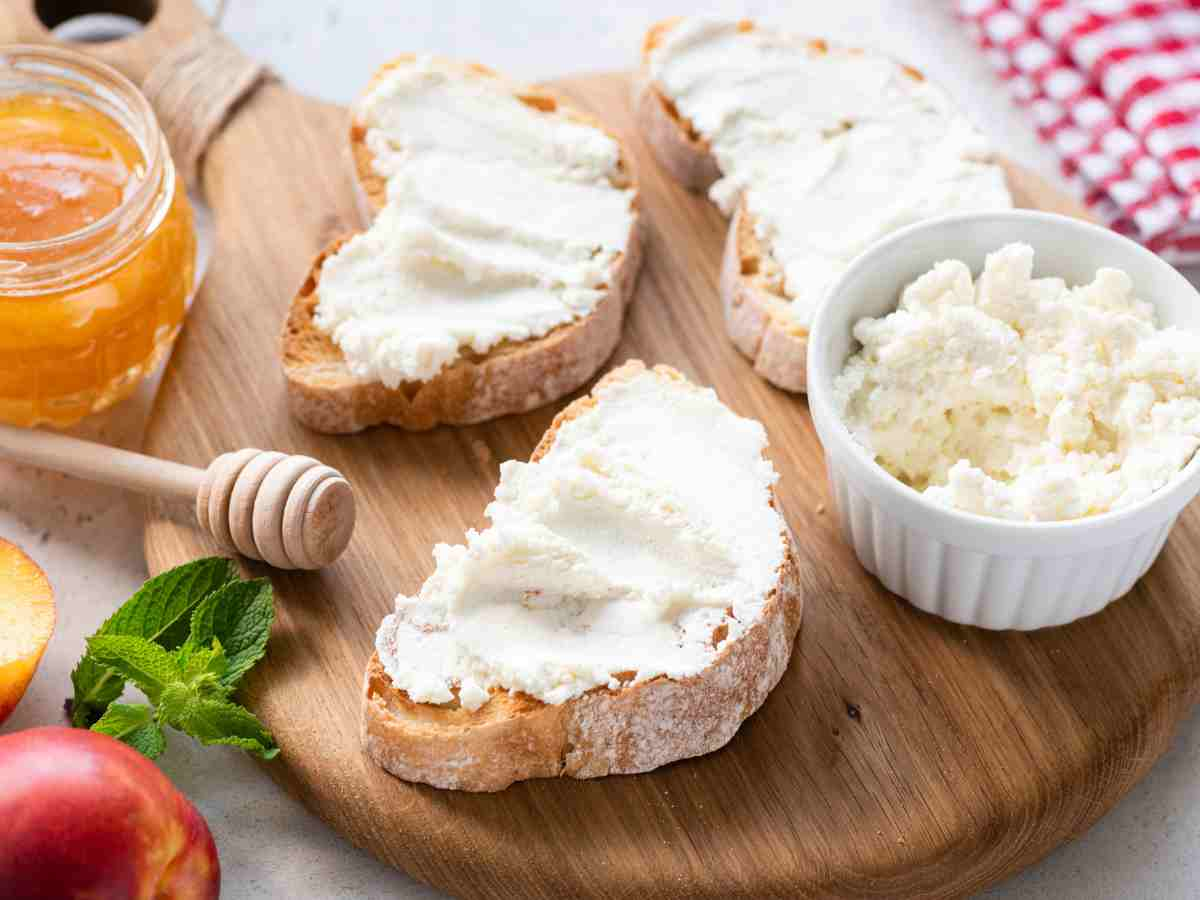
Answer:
xmin=6 ymin=5 xmax=1198 ymax=895
xmin=144 ymin=75 xmax=1200 ymax=898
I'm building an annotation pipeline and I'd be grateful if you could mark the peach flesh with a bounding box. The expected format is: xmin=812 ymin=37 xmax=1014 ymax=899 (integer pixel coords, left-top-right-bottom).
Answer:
xmin=0 ymin=538 xmax=55 ymax=725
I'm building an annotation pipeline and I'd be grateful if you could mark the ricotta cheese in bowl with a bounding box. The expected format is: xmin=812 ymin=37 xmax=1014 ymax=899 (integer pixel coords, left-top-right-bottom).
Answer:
xmin=807 ymin=211 xmax=1200 ymax=629
xmin=835 ymin=243 xmax=1200 ymax=522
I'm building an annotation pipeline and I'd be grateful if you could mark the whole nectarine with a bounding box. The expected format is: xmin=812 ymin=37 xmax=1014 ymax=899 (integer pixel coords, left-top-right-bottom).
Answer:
xmin=0 ymin=538 xmax=55 ymax=724
xmin=0 ymin=727 xmax=220 ymax=899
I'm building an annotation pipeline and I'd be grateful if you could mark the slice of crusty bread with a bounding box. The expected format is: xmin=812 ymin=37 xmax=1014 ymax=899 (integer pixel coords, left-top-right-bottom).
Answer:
xmin=362 ymin=360 xmax=803 ymax=792
xmin=631 ymin=20 xmax=834 ymax=394
xmin=282 ymin=57 xmax=643 ymax=433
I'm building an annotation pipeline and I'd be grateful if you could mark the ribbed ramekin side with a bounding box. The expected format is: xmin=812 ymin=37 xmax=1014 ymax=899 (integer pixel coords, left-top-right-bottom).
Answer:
xmin=825 ymin=462 xmax=1181 ymax=630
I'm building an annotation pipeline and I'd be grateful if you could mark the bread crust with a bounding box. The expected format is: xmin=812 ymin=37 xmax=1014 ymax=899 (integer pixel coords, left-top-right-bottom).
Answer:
xmin=633 ymin=19 xmax=814 ymax=393
xmin=361 ymin=361 xmax=804 ymax=792
xmin=281 ymin=57 xmax=644 ymax=433
xmin=721 ymin=203 xmax=809 ymax=392
xmin=630 ymin=78 xmax=719 ymax=193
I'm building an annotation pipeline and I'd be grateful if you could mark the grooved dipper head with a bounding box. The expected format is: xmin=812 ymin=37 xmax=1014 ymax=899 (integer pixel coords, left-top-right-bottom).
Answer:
xmin=195 ymin=449 xmax=355 ymax=570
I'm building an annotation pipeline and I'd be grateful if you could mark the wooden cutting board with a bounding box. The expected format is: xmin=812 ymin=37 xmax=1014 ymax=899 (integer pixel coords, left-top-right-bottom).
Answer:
xmin=8 ymin=2 xmax=1200 ymax=897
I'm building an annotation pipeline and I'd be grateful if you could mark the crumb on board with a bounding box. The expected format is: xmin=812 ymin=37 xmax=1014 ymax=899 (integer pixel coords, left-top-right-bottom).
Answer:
xmin=815 ymin=503 xmax=826 ymax=515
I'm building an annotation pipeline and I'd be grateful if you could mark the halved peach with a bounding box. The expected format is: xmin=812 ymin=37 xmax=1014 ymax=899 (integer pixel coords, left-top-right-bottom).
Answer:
xmin=0 ymin=539 xmax=55 ymax=725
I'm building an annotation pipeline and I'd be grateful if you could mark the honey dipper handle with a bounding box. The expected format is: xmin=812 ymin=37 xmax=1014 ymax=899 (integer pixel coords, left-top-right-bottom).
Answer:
xmin=0 ymin=421 xmax=203 ymax=501
xmin=0 ymin=425 xmax=355 ymax=570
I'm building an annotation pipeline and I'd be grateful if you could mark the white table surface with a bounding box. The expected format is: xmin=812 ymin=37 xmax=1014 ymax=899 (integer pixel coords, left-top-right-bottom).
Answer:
xmin=2 ymin=2 xmax=1197 ymax=898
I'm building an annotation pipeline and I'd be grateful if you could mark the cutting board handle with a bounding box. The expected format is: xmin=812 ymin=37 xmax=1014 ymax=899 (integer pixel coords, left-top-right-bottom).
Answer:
xmin=0 ymin=0 xmax=272 ymax=187
xmin=0 ymin=0 xmax=215 ymax=84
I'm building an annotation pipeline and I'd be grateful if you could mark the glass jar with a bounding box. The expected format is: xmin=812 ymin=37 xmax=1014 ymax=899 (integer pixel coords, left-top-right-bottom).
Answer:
xmin=0 ymin=46 xmax=195 ymax=428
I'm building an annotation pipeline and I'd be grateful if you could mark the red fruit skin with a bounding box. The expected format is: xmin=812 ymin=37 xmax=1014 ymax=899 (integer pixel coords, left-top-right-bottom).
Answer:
xmin=0 ymin=727 xmax=220 ymax=900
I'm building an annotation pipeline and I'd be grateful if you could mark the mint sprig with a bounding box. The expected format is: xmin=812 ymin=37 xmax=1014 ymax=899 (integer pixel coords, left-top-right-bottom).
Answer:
xmin=70 ymin=558 xmax=279 ymax=761
xmin=70 ymin=557 xmax=237 ymax=727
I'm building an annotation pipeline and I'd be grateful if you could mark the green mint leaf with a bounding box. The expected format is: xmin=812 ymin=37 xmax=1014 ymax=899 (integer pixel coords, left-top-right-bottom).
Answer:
xmin=104 ymin=557 xmax=239 ymax=648
xmin=86 ymin=635 xmax=183 ymax=705
xmin=179 ymin=638 xmax=228 ymax=683
xmin=92 ymin=703 xmax=166 ymax=759
xmin=173 ymin=640 xmax=231 ymax=703
xmin=69 ymin=558 xmax=238 ymax=727
xmin=174 ymin=697 xmax=279 ymax=760
xmin=70 ymin=659 xmax=125 ymax=729
xmin=186 ymin=579 xmax=274 ymax=689
xmin=156 ymin=682 xmax=192 ymax=726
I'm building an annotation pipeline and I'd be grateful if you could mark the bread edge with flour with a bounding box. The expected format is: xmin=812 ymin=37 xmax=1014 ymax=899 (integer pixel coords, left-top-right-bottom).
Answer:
xmin=633 ymin=20 xmax=935 ymax=394
xmin=281 ymin=57 xmax=644 ymax=432
xmin=361 ymin=360 xmax=804 ymax=791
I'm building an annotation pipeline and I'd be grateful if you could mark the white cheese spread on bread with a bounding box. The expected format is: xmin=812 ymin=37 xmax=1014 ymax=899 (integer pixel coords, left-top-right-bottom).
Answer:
xmin=647 ymin=18 xmax=1012 ymax=326
xmin=375 ymin=366 xmax=787 ymax=709
xmin=835 ymin=243 xmax=1200 ymax=521
xmin=314 ymin=58 xmax=636 ymax=386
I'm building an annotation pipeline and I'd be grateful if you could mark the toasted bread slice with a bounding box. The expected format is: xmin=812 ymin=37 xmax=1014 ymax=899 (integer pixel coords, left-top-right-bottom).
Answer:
xmin=282 ymin=58 xmax=643 ymax=433
xmin=362 ymin=361 xmax=803 ymax=792
xmin=634 ymin=19 xmax=807 ymax=393
xmin=636 ymin=19 xmax=1009 ymax=394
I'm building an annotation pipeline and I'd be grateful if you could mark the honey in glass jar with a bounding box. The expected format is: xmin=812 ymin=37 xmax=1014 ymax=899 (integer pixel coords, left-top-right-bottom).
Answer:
xmin=0 ymin=46 xmax=195 ymax=428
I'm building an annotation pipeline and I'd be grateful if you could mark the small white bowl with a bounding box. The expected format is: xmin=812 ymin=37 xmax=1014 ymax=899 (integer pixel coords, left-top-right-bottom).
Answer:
xmin=807 ymin=210 xmax=1200 ymax=630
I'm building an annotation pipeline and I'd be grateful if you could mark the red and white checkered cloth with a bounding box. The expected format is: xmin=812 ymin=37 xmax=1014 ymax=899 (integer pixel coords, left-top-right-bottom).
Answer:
xmin=959 ymin=0 xmax=1200 ymax=264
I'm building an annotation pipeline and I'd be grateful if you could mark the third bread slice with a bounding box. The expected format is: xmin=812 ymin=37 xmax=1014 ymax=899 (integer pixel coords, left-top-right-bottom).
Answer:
xmin=635 ymin=18 xmax=1011 ymax=393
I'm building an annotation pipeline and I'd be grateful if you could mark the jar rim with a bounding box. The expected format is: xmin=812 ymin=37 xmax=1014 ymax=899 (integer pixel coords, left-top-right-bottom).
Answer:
xmin=0 ymin=44 xmax=172 ymax=293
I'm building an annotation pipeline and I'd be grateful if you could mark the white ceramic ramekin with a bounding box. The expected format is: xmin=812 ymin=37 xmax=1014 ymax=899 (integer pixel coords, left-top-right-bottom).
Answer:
xmin=807 ymin=210 xmax=1200 ymax=630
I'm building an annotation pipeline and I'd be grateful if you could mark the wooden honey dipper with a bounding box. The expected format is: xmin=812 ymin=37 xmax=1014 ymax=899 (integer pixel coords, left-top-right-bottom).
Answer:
xmin=0 ymin=423 xmax=355 ymax=570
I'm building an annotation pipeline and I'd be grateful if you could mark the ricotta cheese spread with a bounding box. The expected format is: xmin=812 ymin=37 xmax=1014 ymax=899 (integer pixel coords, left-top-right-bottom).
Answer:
xmin=314 ymin=58 xmax=636 ymax=386
xmin=835 ymin=243 xmax=1200 ymax=521
xmin=647 ymin=18 xmax=1012 ymax=326
xmin=374 ymin=367 xmax=788 ymax=710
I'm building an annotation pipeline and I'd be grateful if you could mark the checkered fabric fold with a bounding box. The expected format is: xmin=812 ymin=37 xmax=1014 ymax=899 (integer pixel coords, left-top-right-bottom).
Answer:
xmin=959 ymin=0 xmax=1200 ymax=264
